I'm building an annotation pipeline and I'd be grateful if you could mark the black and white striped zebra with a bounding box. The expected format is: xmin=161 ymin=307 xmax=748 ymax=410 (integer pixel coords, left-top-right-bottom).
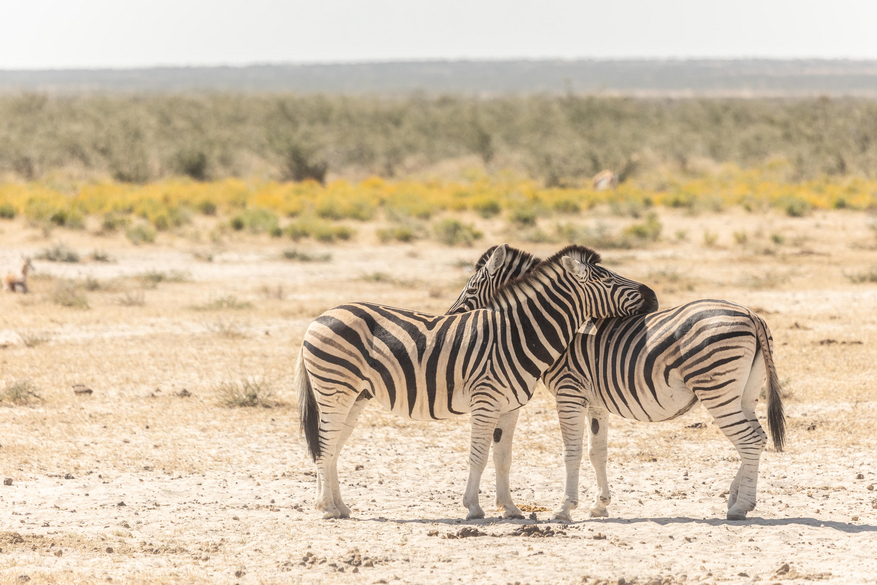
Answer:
xmin=296 ymin=245 xmax=658 ymax=519
xmin=454 ymin=247 xmax=785 ymax=521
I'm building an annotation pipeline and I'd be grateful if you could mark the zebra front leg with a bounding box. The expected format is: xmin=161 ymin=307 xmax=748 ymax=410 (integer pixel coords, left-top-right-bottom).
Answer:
xmin=586 ymin=406 xmax=611 ymax=518
xmin=552 ymin=396 xmax=586 ymax=522
xmin=327 ymin=393 xmax=370 ymax=518
xmin=462 ymin=403 xmax=501 ymax=520
xmin=492 ymin=409 xmax=523 ymax=519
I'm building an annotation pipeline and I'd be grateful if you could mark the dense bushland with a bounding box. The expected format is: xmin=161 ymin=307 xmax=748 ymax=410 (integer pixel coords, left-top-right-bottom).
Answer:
xmin=4 ymin=93 xmax=877 ymax=184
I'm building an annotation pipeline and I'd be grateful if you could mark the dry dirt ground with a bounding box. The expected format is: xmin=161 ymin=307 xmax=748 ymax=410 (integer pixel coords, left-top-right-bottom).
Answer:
xmin=1 ymin=208 xmax=876 ymax=585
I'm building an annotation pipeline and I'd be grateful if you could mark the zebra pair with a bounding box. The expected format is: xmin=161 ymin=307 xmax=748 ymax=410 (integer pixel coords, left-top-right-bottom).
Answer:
xmin=296 ymin=245 xmax=658 ymax=519
xmin=450 ymin=245 xmax=785 ymax=521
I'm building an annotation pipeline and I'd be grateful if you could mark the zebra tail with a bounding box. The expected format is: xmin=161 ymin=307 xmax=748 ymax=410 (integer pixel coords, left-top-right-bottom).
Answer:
xmin=755 ymin=314 xmax=785 ymax=452
xmin=295 ymin=345 xmax=322 ymax=461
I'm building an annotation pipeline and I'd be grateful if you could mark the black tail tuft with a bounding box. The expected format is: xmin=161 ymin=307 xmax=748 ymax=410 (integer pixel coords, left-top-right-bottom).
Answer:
xmin=767 ymin=366 xmax=785 ymax=452
xmin=295 ymin=347 xmax=321 ymax=461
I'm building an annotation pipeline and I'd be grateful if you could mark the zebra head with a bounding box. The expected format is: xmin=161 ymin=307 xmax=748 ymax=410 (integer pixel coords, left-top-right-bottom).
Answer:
xmin=446 ymin=244 xmax=508 ymax=314
xmin=558 ymin=248 xmax=659 ymax=318
xmin=446 ymin=244 xmax=542 ymax=315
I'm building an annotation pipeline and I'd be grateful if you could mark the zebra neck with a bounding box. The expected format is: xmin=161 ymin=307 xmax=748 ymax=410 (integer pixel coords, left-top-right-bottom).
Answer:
xmin=494 ymin=267 xmax=582 ymax=363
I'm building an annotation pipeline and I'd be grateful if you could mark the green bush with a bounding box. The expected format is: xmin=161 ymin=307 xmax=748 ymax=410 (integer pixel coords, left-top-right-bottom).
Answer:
xmin=433 ymin=219 xmax=483 ymax=246
xmin=126 ymin=224 xmax=157 ymax=245
xmin=230 ymin=208 xmax=279 ymax=233
xmin=36 ymin=242 xmax=80 ymax=263
xmin=0 ymin=203 xmax=16 ymax=219
xmin=623 ymin=213 xmax=662 ymax=242
xmin=377 ymin=225 xmax=418 ymax=243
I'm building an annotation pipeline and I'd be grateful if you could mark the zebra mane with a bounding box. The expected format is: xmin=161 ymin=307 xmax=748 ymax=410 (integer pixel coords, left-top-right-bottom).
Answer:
xmin=474 ymin=245 xmax=541 ymax=272
xmin=488 ymin=245 xmax=602 ymax=307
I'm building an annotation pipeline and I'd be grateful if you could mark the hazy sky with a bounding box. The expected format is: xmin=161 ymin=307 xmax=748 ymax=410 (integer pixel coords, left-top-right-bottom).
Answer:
xmin=3 ymin=0 xmax=877 ymax=69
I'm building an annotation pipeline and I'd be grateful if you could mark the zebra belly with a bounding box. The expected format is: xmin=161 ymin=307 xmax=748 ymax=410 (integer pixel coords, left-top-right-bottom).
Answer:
xmin=595 ymin=371 xmax=698 ymax=422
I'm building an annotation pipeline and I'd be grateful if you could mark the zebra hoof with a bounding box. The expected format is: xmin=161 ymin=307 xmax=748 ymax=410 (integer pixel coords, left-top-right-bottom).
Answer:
xmin=588 ymin=508 xmax=609 ymax=518
xmin=726 ymin=510 xmax=747 ymax=521
xmin=321 ymin=508 xmax=343 ymax=520
xmin=550 ymin=510 xmax=573 ymax=523
xmin=500 ymin=506 xmax=524 ymax=519
xmin=466 ymin=508 xmax=485 ymax=520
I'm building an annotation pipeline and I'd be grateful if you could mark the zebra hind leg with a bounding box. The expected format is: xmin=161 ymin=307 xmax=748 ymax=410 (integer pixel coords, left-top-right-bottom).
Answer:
xmin=313 ymin=392 xmax=361 ymax=519
xmin=551 ymin=392 xmax=586 ymax=523
xmin=492 ymin=410 xmax=523 ymax=519
xmin=462 ymin=401 xmax=501 ymax=520
xmin=707 ymin=355 xmax=768 ymax=521
xmin=327 ymin=393 xmax=371 ymax=518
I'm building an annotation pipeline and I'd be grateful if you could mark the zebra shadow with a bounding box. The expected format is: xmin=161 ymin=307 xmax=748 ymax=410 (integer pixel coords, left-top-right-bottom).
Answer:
xmin=581 ymin=516 xmax=877 ymax=534
xmin=361 ymin=516 xmax=540 ymax=526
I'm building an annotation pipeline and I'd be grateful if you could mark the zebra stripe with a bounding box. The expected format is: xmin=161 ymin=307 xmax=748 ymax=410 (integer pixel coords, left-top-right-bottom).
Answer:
xmin=296 ymin=245 xmax=658 ymax=520
xmin=453 ymin=247 xmax=785 ymax=522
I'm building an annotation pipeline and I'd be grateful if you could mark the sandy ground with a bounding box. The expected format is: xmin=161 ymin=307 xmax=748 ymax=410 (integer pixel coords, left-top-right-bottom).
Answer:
xmin=1 ymin=207 xmax=877 ymax=584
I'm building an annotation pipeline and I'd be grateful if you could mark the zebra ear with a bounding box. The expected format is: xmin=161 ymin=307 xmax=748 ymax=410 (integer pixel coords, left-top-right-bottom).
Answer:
xmin=485 ymin=244 xmax=508 ymax=275
xmin=561 ymin=255 xmax=593 ymax=281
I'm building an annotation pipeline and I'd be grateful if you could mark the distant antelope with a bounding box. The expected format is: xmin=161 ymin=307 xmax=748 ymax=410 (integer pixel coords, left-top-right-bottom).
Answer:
xmin=4 ymin=257 xmax=34 ymax=293
xmin=592 ymin=170 xmax=618 ymax=191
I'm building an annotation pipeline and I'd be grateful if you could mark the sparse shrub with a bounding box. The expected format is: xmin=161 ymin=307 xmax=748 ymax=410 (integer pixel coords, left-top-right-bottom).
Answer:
xmin=846 ymin=267 xmax=877 ymax=284
xmin=377 ymin=225 xmax=418 ymax=243
xmin=779 ymin=196 xmax=811 ymax=217
xmin=282 ymin=249 xmax=331 ymax=262
xmin=770 ymin=233 xmax=785 ymax=245
xmin=90 ymin=249 xmax=114 ymax=262
xmin=51 ymin=280 xmax=88 ymax=308
xmin=0 ymin=203 xmax=16 ymax=219
xmin=230 ymin=208 xmax=279 ymax=234
xmin=313 ymin=223 xmax=354 ymax=242
xmin=509 ymin=206 xmax=539 ymax=227
xmin=733 ymin=231 xmax=748 ymax=245
xmin=434 ymin=219 xmax=483 ymax=246
xmin=48 ymin=208 xmax=85 ymax=229
xmin=137 ymin=270 xmax=190 ymax=287
xmin=1 ymin=380 xmax=41 ymax=405
xmin=118 ymin=288 xmax=146 ymax=306
xmin=703 ymin=230 xmax=719 ymax=247
xmin=101 ymin=213 xmax=129 ymax=233
xmin=18 ymin=331 xmax=49 ymax=348
xmin=622 ymin=212 xmax=662 ymax=243
xmin=675 ymin=229 xmax=689 ymax=241
xmin=194 ymin=295 xmax=254 ymax=311
xmin=216 ymin=377 xmax=276 ymax=408
xmin=197 ymin=200 xmax=217 ymax=216
xmin=126 ymin=224 xmax=156 ymax=245
xmin=741 ymin=271 xmax=791 ymax=289
xmin=37 ymin=242 xmax=79 ymax=263
xmin=82 ymin=276 xmax=103 ymax=291
xmin=206 ymin=317 xmax=246 ymax=339
xmin=472 ymin=198 xmax=501 ymax=218
xmin=552 ymin=197 xmax=581 ymax=214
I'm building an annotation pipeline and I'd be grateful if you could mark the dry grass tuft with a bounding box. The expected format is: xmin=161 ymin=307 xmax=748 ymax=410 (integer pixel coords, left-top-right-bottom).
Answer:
xmin=1 ymin=380 xmax=41 ymax=405
xmin=205 ymin=318 xmax=246 ymax=339
xmin=17 ymin=330 xmax=50 ymax=348
xmin=50 ymin=280 xmax=88 ymax=308
xmin=36 ymin=242 xmax=79 ymax=263
xmin=194 ymin=295 xmax=254 ymax=311
xmin=216 ymin=377 xmax=277 ymax=408
xmin=118 ymin=288 xmax=146 ymax=306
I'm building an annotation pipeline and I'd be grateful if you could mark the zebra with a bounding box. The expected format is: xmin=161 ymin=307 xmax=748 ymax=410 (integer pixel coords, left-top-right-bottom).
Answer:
xmin=296 ymin=245 xmax=659 ymax=519
xmin=452 ymin=246 xmax=785 ymax=522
